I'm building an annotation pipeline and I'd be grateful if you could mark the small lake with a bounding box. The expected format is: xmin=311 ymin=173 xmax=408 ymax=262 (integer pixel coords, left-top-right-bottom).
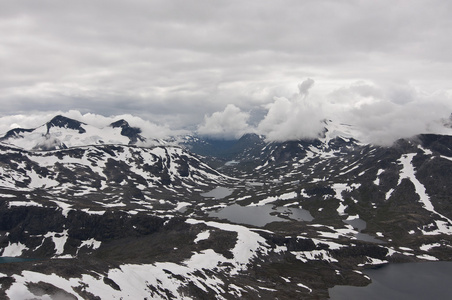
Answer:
xmin=209 ymin=204 xmax=313 ymax=227
xmin=344 ymin=217 xmax=383 ymax=244
xmin=329 ymin=261 xmax=452 ymax=299
xmin=0 ymin=257 xmax=34 ymax=263
xmin=201 ymin=187 xmax=233 ymax=199
xmin=344 ymin=218 xmax=366 ymax=231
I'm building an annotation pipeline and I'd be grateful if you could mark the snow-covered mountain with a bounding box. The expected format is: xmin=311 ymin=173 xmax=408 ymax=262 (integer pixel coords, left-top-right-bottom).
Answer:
xmin=0 ymin=114 xmax=452 ymax=299
xmin=0 ymin=115 xmax=151 ymax=150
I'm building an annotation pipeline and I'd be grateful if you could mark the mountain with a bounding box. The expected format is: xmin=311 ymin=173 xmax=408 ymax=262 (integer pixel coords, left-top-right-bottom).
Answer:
xmin=182 ymin=133 xmax=266 ymax=160
xmin=0 ymin=115 xmax=149 ymax=150
xmin=0 ymin=115 xmax=451 ymax=299
xmin=109 ymin=119 xmax=146 ymax=144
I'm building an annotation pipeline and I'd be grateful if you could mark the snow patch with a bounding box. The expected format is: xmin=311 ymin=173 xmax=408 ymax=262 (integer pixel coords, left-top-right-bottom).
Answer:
xmin=44 ymin=230 xmax=69 ymax=256
xmin=51 ymin=200 xmax=72 ymax=217
xmin=194 ymin=230 xmax=210 ymax=244
xmin=294 ymin=250 xmax=338 ymax=263
xmin=2 ymin=242 xmax=28 ymax=257
xmin=8 ymin=200 xmax=42 ymax=208
xmin=297 ymin=283 xmax=312 ymax=293
xmin=398 ymin=153 xmax=452 ymax=231
xmin=79 ymin=238 xmax=101 ymax=251
xmin=420 ymin=243 xmax=441 ymax=251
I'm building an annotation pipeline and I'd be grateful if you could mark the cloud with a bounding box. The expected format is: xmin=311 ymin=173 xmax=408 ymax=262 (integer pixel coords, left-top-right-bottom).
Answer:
xmin=325 ymin=82 xmax=452 ymax=145
xmin=197 ymin=104 xmax=251 ymax=139
xmin=1 ymin=80 xmax=450 ymax=147
xmin=0 ymin=1 xmax=451 ymax=146
xmin=257 ymin=79 xmax=325 ymax=141
xmin=1 ymin=0 xmax=451 ymax=132
xmin=195 ymin=79 xmax=452 ymax=145
xmin=297 ymin=78 xmax=315 ymax=99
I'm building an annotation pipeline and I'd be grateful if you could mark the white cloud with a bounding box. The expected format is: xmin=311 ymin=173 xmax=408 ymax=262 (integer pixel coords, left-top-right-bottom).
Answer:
xmin=2 ymin=81 xmax=450 ymax=146
xmin=0 ymin=1 xmax=451 ymax=144
xmin=197 ymin=104 xmax=251 ymax=139
xmin=325 ymin=82 xmax=452 ymax=145
xmin=257 ymin=79 xmax=325 ymax=141
xmin=0 ymin=0 xmax=451 ymax=131
xmin=297 ymin=78 xmax=315 ymax=99
xmin=195 ymin=80 xmax=452 ymax=145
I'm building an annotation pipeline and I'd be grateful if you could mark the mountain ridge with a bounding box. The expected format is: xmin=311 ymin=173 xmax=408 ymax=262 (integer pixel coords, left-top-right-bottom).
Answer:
xmin=0 ymin=114 xmax=451 ymax=299
xmin=0 ymin=115 xmax=150 ymax=151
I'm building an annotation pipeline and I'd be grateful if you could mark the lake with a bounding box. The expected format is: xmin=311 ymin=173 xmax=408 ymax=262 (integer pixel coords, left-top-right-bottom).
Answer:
xmin=201 ymin=187 xmax=233 ymax=199
xmin=329 ymin=261 xmax=452 ymax=299
xmin=0 ymin=257 xmax=34 ymax=263
xmin=209 ymin=204 xmax=313 ymax=227
xmin=344 ymin=217 xmax=383 ymax=244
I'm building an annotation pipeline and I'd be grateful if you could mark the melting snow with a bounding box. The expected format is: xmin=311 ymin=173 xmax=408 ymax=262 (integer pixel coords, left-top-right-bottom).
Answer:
xmin=398 ymin=154 xmax=452 ymax=233
xmin=297 ymin=283 xmax=312 ymax=293
xmin=420 ymin=243 xmax=441 ymax=251
xmin=374 ymin=169 xmax=384 ymax=185
xmin=440 ymin=155 xmax=452 ymax=162
xmin=294 ymin=250 xmax=338 ymax=263
xmin=247 ymin=191 xmax=297 ymax=207
xmin=357 ymin=257 xmax=388 ymax=266
xmin=417 ymin=254 xmax=438 ymax=261
xmin=51 ymin=200 xmax=72 ymax=217
xmin=44 ymin=230 xmax=69 ymax=256
xmin=194 ymin=230 xmax=210 ymax=244
xmin=2 ymin=242 xmax=28 ymax=257
xmin=79 ymin=238 xmax=101 ymax=251
xmin=186 ymin=219 xmax=268 ymax=274
xmin=175 ymin=201 xmax=191 ymax=211
xmin=8 ymin=200 xmax=42 ymax=208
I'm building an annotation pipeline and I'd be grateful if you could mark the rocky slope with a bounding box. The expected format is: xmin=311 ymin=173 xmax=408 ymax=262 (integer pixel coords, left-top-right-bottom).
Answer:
xmin=0 ymin=116 xmax=451 ymax=299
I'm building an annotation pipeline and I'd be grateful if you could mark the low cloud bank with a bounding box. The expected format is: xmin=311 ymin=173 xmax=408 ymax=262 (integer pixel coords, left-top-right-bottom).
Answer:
xmin=197 ymin=78 xmax=325 ymax=142
xmin=197 ymin=80 xmax=452 ymax=145
xmin=1 ymin=80 xmax=451 ymax=146
xmin=327 ymin=82 xmax=452 ymax=145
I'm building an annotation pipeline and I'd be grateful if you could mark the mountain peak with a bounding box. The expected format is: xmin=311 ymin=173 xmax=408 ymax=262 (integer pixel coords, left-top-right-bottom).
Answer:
xmin=110 ymin=119 xmax=144 ymax=144
xmin=110 ymin=119 xmax=130 ymax=128
xmin=1 ymin=127 xmax=34 ymax=140
xmin=47 ymin=115 xmax=86 ymax=134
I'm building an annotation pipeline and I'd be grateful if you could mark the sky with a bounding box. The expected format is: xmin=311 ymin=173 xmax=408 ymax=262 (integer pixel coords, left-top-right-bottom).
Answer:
xmin=1 ymin=0 xmax=452 ymax=144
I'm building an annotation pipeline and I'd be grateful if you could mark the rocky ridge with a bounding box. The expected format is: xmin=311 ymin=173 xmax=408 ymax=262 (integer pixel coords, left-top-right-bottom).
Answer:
xmin=0 ymin=115 xmax=451 ymax=299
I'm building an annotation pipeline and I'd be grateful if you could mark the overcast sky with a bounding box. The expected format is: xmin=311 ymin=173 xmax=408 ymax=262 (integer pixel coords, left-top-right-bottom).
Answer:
xmin=1 ymin=0 xmax=451 ymax=144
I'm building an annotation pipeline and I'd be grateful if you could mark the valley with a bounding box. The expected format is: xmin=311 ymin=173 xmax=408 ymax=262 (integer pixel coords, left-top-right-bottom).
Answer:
xmin=0 ymin=115 xmax=451 ymax=299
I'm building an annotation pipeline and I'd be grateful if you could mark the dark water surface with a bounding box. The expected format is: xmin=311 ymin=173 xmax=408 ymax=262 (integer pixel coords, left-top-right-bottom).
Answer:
xmin=201 ymin=187 xmax=233 ymax=199
xmin=344 ymin=217 xmax=383 ymax=243
xmin=209 ymin=204 xmax=313 ymax=227
xmin=0 ymin=257 xmax=34 ymax=263
xmin=329 ymin=262 xmax=452 ymax=300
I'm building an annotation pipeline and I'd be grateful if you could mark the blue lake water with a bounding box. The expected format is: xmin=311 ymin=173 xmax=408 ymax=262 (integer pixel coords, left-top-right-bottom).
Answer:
xmin=329 ymin=262 xmax=452 ymax=299
xmin=0 ymin=257 xmax=34 ymax=263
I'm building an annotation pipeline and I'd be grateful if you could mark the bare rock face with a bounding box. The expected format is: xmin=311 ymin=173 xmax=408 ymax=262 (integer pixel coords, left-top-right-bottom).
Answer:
xmin=110 ymin=119 xmax=145 ymax=144
xmin=46 ymin=115 xmax=87 ymax=134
